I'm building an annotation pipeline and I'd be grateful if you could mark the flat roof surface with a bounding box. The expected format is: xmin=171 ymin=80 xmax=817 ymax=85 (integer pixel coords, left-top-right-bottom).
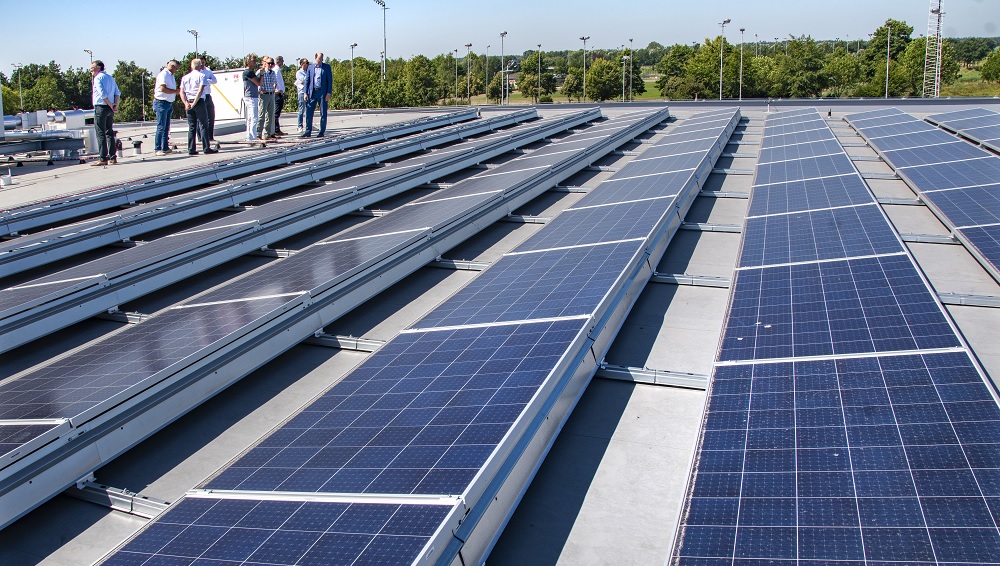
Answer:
xmin=1 ymin=101 xmax=999 ymax=565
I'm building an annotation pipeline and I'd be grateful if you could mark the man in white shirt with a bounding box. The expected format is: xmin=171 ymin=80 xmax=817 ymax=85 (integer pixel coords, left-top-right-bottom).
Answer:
xmin=200 ymin=66 xmax=218 ymax=145
xmin=153 ymin=60 xmax=179 ymax=155
xmin=295 ymin=58 xmax=309 ymax=132
xmin=179 ymin=59 xmax=219 ymax=156
xmin=273 ymin=56 xmax=287 ymax=136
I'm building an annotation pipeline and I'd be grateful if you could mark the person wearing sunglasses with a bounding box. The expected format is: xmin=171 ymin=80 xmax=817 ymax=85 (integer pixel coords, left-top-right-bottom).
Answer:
xmin=256 ymin=56 xmax=278 ymax=140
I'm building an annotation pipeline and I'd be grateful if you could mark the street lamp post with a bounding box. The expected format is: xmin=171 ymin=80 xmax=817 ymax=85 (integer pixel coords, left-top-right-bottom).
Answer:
xmin=84 ymin=49 xmax=93 ymax=64
xmin=739 ymin=28 xmax=745 ymax=101
xmin=536 ymin=44 xmax=542 ymax=104
xmin=11 ymin=64 xmax=23 ymax=112
xmin=774 ymin=37 xmax=779 ymax=54
xmin=621 ymin=55 xmax=629 ymax=102
xmin=380 ymin=51 xmax=385 ymax=85
xmin=187 ymin=29 xmax=199 ymax=54
xmin=350 ymin=43 xmax=358 ymax=99
xmin=500 ymin=31 xmax=507 ymax=105
xmin=454 ymin=49 xmax=460 ymax=102
xmin=580 ymin=36 xmax=590 ymax=102
xmin=885 ymin=22 xmax=891 ymax=98
xmin=628 ymin=38 xmax=634 ymax=102
xmin=719 ymin=18 xmax=730 ymax=100
xmin=754 ymin=34 xmax=758 ymax=57
xmin=465 ymin=43 xmax=472 ymax=104
xmin=485 ymin=45 xmax=490 ymax=103
xmin=373 ymin=0 xmax=388 ymax=82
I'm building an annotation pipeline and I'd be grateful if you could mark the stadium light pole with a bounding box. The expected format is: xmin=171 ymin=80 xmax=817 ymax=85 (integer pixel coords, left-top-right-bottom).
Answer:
xmin=739 ymin=28 xmax=745 ymax=101
xmin=622 ymin=55 xmax=629 ymax=102
xmin=754 ymin=34 xmax=758 ymax=57
xmin=846 ymin=33 xmax=850 ymax=54
xmin=11 ymin=64 xmax=23 ymax=112
xmin=537 ymin=44 xmax=542 ymax=104
xmin=84 ymin=49 xmax=93 ymax=64
xmin=187 ymin=29 xmax=199 ymax=54
xmin=373 ymin=0 xmax=388 ymax=82
xmin=884 ymin=22 xmax=894 ymax=98
xmin=454 ymin=49 xmax=460 ymax=102
xmin=350 ymin=43 xmax=358 ymax=99
xmin=580 ymin=36 xmax=590 ymax=102
xmin=500 ymin=31 xmax=507 ymax=105
xmin=380 ymin=51 xmax=385 ymax=84
xmin=629 ymin=38 xmax=634 ymax=102
xmin=465 ymin=43 xmax=472 ymax=104
xmin=719 ymin=18 xmax=730 ymax=100
xmin=485 ymin=45 xmax=490 ymax=103
xmin=774 ymin=37 xmax=779 ymax=54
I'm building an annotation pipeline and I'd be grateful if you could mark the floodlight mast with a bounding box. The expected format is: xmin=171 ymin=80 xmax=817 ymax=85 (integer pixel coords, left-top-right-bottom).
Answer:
xmin=84 ymin=49 xmax=93 ymax=64
xmin=500 ymin=31 xmax=507 ymax=105
xmin=580 ymin=36 xmax=590 ymax=102
xmin=537 ymin=44 xmax=542 ymax=104
xmin=885 ymin=21 xmax=891 ymax=98
xmin=739 ymin=28 xmax=745 ymax=101
xmin=719 ymin=18 xmax=730 ymax=100
xmin=465 ymin=43 xmax=472 ymax=104
xmin=628 ymin=38 xmax=634 ymax=102
xmin=187 ymin=29 xmax=199 ymax=54
xmin=350 ymin=43 xmax=358 ymax=99
xmin=373 ymin=0 xmax=388 ymax=82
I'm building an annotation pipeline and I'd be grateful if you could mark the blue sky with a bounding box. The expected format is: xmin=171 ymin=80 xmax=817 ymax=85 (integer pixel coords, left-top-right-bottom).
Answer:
xmin=5 ymin=0 xmax=997 ymax=72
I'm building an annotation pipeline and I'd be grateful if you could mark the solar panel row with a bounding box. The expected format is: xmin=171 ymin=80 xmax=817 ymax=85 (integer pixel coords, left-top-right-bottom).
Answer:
xmin=0 ymin=110 xmax=481 ymax=238
xmin=102 ymin=108 xmax=741 ymax=565
xmin=926 ymin=107 xmax=1000 ymax=153
xmin=845 ymin=108 xmax=1000 ymax=284
xmin=674 ymin=109 xmax=1000 ymax=565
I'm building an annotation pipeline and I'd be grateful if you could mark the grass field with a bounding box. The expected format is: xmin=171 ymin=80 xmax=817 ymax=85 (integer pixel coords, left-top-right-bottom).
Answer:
xmin=940 ymin=67 xmax=1000 ymax=97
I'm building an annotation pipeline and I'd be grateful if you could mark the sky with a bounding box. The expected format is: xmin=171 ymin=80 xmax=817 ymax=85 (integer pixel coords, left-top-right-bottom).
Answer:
xmin=3 ymin=0 xmax=997 ymax=73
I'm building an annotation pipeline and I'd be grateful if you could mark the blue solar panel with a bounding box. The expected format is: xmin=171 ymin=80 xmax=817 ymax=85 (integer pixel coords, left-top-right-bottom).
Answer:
xmin=720 ymin=254 xmax=960 ymax=362
xmin=103 ymin=496 xmax=453 ymax=565
xmin=739 ymin=204 xmax=903 ymax=268
xmin=747 ymin=174 xmax=875 ymax=217
xmin=674 ymin=351 xmax=1000 ymax=564
xmin=884 ymin=141 xmax=986 ymax=168
xmin=926 ymin=108 xmax=994 ymax=123
xmin=960 ymin=225 xmax=1000 ymax=267
xmin=0 ymin=296 xmax=294 ymax=420
xmin=414 ymin=241 xmax=643 ymax=328
xmin=866 ymin=129 xmax=955 ymax=152
xmin=758 ymin=139 xmax=844 ymax=164
xmin=512 ymin=200 xmax=670 ymax=252
xmin=862 ymin=120 xmax=938 ymax=140
xmin=754 ymin=154 xmax=856 ymax=185
xmin=576 ymin=170 xmax=692 ymax=206
xmin=921 ymin=183 xmax=1000 ymax=227
xmin=900 ymin=158 xmax=1000 ymax=192
xmin=203 ymin=319 xmax=588 ymax=495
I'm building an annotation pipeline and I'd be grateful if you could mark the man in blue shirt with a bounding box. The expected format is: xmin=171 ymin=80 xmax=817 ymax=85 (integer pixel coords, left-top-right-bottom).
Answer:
xmin=90 ymin=60 xmax=121 ymax=166
xmin=302 ymin=52 xmax=332 ymax=138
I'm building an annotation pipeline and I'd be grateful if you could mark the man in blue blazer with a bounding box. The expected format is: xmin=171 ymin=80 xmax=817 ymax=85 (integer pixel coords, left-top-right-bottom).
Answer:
xmin=302 ymin=52 xmax=333 ymax=137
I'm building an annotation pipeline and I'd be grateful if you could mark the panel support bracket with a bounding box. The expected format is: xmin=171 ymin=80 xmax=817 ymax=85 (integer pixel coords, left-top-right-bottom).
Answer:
xmin=595 ymin=363 xmax=709 ymax=390
xmin=63 ymin=476 xmax=170 ymax=519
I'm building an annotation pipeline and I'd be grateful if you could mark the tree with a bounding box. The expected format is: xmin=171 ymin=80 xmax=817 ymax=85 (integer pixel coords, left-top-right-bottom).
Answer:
xmin=401 ymin=55 xmax=438 ymax=106
xmin=486 ymin=71 xmax=504 ymax=103
xmin=561 ymin=71 xmax=582 ymax=102
xmin=23 ymin=75 xmax=68 ymax=111
xmin=982 ymin=47 xmax=1000 ymax=83
xmin=898 ymin=37 xmax=960 ymax=95
xmin=112 ymin=60 xmax=152 ymax=122
xmin=769 ymin=36 xmax=828 ymax=98
xmin=62 ymin=67 xmax=92 ymax=109
xmin=584 ymin=58 xmax=621 ymax=102
xmin=519 ymin=52 xmax=556 ymax=102
xmin=655 ymin=44 xmax=695 ymax=97
xmin=953 ymin=37 xmax=992 ymax=68
xmin=823 ymin=50 xmax=863 ymax=96
xmin=860 ymin=19 xmax=913 ymax=81
xmin=2 ymin=85 xmax=19 ymax=115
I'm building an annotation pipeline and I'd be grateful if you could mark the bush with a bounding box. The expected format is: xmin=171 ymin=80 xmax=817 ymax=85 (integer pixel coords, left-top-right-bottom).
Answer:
xmin=539 ymin=95 xmax=553 ymax=103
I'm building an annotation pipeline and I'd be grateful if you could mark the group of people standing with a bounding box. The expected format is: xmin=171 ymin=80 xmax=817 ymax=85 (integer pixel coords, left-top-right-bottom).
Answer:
xmin=243 ymin=52 xmax=332 ymax=140
xmin=88 ymin=51 xmax=336 ymax=165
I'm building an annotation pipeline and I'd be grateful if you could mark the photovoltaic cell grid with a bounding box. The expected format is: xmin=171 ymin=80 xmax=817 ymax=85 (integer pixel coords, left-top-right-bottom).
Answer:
xmin=675 ymin=109 xmax=1000 ymax=564
xmin=739 ymin=204 xmax=903 ymax=268
xmin=103 ymin=496 xmax=454 ymax=566
xmin=0 ymin=423 xmax=61 ymax=460
xmin=927 ymin=107 xmax=1000 ymax=151
xmin=203 ymin=319 xmax=588 ymax=495
xmin=674 ymin=352 xmax=1000 ymax=564
xmin=846 ymin=109 xmax=1000 ymax=280
xmin=720 ymin=254 xmax=960 ymax=362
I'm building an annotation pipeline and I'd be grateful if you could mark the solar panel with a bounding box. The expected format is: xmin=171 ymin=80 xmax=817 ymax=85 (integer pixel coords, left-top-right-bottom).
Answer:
xmin=511 ymin=200 xmax=671 ymax=252
xmin=925 ymin=107 xmax=1000 ymax=151
xmin=0 ymin=295 xmax=295 ymax=420
xmin=720 ymin=254 xmax=960 ymax=362
xmin=746 ymin=174 xmax=875 ymax=217
xmin=754 ymin=154 xmax=856 ymax=186
xmin=958 ymin=225 xmax=1000 ymax=266
xmin=883 ymin=141 xmax=986 ymax=168
xmin=758 ymin=139 xmax=844 ymax=164
xmin=103 ymin=496 xmax=455 ymax=566
xmin=675 ymin=351 xmax=1000 ymax=564
xmin=203 ymin=318 xmax=589 ymax=495
xmin=739 ymin=204 xmax=903 ymax=268
xmin=0 ymin=423 xmax=63 ymax=461
xmin=413 ymin=241 xmax=644 ymax=328
xmin=921 ymin=184 xmax=1000 ymax=228
xmin=925 ymin=108 xmax=994 ymax=123
xmin=760 ymin=128 xmax=837 ymax=151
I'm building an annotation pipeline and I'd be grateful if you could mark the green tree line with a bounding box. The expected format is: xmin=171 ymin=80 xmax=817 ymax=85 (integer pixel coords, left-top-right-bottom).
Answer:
xmin=2 ymin=20 xmax=998 ymax=120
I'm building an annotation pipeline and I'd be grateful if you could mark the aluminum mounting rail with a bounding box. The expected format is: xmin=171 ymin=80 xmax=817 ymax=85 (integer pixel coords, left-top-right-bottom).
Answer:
xmin=0 ymin=109 xmax=479 ymax=238
xmin=0 ymin=110 xmax=595 ymax=354
xmin=0 ymin=108 xmax=651 ymax=531
xmin=0 ymin=109 xmax=497 ymax=276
